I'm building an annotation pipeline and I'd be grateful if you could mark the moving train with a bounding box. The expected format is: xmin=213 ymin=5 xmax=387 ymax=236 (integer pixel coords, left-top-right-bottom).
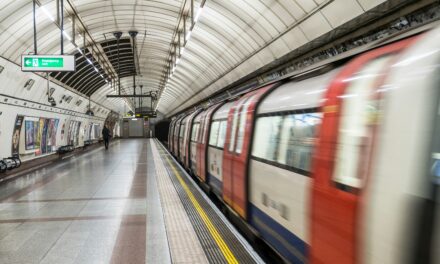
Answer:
xmin=168 ymin=25 xmax=440 ymax=264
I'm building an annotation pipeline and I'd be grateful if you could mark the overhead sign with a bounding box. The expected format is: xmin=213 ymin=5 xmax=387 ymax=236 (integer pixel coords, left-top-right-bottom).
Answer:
xmin=135 ymin=112 xmax=157 ymax=118
xmin=21 ymin=55 xmax=75 ymax=72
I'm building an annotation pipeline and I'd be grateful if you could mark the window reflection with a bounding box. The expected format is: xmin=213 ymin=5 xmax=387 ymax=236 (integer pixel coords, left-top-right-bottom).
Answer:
xmin=252 ymin=110 xmax=321 ymax=174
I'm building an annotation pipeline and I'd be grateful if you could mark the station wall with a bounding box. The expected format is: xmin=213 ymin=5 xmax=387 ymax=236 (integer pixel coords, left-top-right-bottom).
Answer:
xmin=0 ymin=57 xmax=116 ymax=160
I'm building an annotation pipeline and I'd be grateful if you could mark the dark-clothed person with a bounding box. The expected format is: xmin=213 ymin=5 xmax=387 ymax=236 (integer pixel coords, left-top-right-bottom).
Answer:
xmin=102 ymin=125 xmax=111 ymax=150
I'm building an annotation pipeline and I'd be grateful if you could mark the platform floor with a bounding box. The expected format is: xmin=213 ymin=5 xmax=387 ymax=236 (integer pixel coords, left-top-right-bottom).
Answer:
xmin=0 ymin=139 xmax=262 ymax=264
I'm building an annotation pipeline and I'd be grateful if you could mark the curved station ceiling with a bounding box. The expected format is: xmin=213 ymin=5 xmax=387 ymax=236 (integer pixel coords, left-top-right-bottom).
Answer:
xmin=0 ymin=0 xmax=390 ymax=116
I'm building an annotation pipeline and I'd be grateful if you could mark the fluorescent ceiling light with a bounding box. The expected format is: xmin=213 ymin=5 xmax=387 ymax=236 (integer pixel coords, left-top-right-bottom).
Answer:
xmin=62 ymin=30 xmax=72 ymax=41
xmin=185 ymin=31 xmax=192 ymax=41
xmin=40 ymin=6 xmax=55 ymax=22
xmin=194 ymin=8 xmax=203 ymax=22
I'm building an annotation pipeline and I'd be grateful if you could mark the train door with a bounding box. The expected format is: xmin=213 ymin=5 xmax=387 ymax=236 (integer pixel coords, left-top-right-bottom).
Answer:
xmin=173 ymin=117 xmax=182 ymax=155
xmin=310 ymin=39 xmax=414 ymax=264
xmin=183 ymin=111 xmax=200 ymax=169
xmin=169 ymin=119 xmax=175 ymax=151
xmin=194 ymin=108 xmax=210 ymax=182
xmin=179 ymin=116 xmax=189 ymax=162
xmin=191 ymin=113 xmax=203 ymax=174
xmin=197 ymin=104 xmax=222 ymax=182
xmin=223 ymin=85 xmax=276 ymax=219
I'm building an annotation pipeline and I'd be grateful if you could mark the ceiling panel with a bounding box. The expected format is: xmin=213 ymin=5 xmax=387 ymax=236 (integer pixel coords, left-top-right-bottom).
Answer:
xmin=0 ymin=0 xmax=398 ymax=116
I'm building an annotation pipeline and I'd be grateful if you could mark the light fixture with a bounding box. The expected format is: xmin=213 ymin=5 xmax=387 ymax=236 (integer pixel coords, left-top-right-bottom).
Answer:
xmin=62 ymin=30 xmax=72 ymax=41
xmin=185 ymin=31 xmax=192 ymax=41
xmin=157 ymin=1 xmax=205 ymax=112
xmin=39 ymin=3 xmax=108 ymax=84
xmin=24 ymin=79 xmax=35 ymax=90
xmin=40 ymin=6 xmax=55 ymax=22
xmin=85 ymin=96 xmax=94 ymax=116
xmin=194 ymin=8 xmax=203 ymax=22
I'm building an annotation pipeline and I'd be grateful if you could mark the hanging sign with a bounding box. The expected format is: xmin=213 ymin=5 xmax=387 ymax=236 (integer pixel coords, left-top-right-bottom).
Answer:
xmin=21 ymin=55 xmax=75 ymax=72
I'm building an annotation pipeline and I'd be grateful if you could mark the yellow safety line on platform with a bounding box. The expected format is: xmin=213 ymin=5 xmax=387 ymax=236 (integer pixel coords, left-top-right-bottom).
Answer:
xmin=162 ymin=152 xmax=239 ymax=264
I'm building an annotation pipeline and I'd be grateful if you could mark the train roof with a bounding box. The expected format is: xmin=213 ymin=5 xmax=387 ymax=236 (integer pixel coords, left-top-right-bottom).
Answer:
xmin=212 ymin=101 xmax=235 ymax=120
xmin=257 ymin=69 xmax=340 ymax=115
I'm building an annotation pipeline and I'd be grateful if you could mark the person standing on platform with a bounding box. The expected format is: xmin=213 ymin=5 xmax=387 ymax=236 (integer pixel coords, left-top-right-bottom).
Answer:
xmin=102 ymin=124 xmax=111 ymax=150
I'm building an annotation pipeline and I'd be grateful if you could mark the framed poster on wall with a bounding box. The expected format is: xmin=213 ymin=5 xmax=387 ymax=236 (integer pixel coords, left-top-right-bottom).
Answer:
xmin=61 ymin=122 xmax=65 ymax=142
xmin=11 ymin=115 xmax=24 ymax=157
xmin=33 ymin=120 xmax=39 ymax=149
xmin=25 ymin=120 xmax=35 ymax=150
xmin=52 ymin=119 xmax=59 ymax=151
xmin=46 ymin=119 xmax=53 ymax=152
xmin=42 ymin=119 xmax=49 ymax=154
xmin=67 ymin=121 xmax=75 ymax=145
xmin=74 ymin=122 xmax=81 ymax=146
xmin=36 ymin=118 xmax=44 ymax=150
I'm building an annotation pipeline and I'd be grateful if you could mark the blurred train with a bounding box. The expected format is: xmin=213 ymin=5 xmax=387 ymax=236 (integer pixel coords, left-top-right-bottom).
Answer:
xmin=168 ymin=25 xmax=440 ymax=264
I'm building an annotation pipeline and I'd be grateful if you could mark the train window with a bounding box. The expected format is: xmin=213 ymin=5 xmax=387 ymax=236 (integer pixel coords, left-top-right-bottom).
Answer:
xmin=278 ymin=112 xmax=322 ymax=173
xmin=229 ymin=97 xmax=251 ymax=153
xmin=209 ymin=121 xmax=220 ymax=146
xmin=179 ymin=124 xmax=185 ymax=138
xmin=200 ymin=118 xmax=207 ymax=144
xmin=235 ymin=96 xmax=256 ymax=154
xmin=174 ymin=122 xmax=179 ymax=137
xmin=333 ymin=57 xmax=390 ymax=190
xmin=217 ymin=120 xmax=228 ymax=148
xmin=229 ymin=107 xmax=240 ymax=152
xmin=202 ymin=112 xmax=211 ymax=144
xmin=191 ymin=123 xmax=200 ymax=142
xmin=252 ymin=116 xmax=283 ymax=162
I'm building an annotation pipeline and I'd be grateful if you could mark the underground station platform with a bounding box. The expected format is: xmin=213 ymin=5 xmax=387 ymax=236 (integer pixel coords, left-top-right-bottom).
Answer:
xmin=0 ymin=139 xmax=263 ymax=264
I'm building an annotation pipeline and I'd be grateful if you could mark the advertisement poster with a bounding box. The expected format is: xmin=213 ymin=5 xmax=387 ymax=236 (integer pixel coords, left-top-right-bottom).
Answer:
xmin=75 ymin=122 xmax=82 ymax=146
xmin=61 ymin=122 xmax=65 ymax=141
xmin=88 ymin=124 xmax=93 ymax=141
xmin=11 ymin=115 xmax=24 ymax=156
xmin=46 ymin=119 xmax=53 ymax=151
xmin=52 ymin=119 xmax=59 ymax=150
xmin=94 ymin=124 xmax=101 ymax=140
xmin=36 ymin=118 xmax=44 ymax=150
xmin=67 ymin=121 xmax=74 ymax=145
xmin=25 ymin=120 xmax=35 ymax=150
xmin=33 ymin=121 xmax=39 ymax=148
xmin=42 ymin=119 xmax=49 ymax=154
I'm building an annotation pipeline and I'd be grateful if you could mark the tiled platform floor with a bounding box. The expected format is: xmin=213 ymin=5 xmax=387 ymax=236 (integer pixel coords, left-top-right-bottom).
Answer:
xmin=0 ymin=139 xmax=149 ymax=264
xmin=0 ymin=139 xmax=262 ymax=264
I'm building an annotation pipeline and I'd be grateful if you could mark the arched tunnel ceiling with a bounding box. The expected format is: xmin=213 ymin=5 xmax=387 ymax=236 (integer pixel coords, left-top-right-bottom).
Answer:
xmin=0 ymin=0 xmax=390 ymax=116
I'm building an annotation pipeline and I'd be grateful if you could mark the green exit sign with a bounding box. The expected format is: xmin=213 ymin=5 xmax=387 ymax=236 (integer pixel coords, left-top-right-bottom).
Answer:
xmin=21 ymin=55 xmax=75 ymax=72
